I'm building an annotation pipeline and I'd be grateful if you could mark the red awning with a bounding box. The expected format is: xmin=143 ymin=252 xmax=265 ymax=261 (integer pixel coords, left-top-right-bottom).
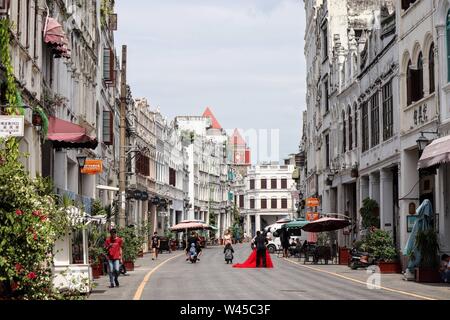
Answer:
xmin=47 ymin=117 xmax=98 ymax=149
xmin=418 ymin=135 xmax=450 ymax=169
xmin=44 ymin=17 xmax=71 ymax=59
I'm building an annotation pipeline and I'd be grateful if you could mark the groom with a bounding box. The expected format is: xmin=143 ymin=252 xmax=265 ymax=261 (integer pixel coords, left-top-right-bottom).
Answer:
xmin=255 ymin=231 xmax=268 ymax=268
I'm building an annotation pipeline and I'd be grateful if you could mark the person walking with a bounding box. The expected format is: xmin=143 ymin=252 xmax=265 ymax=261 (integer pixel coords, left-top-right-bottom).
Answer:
xmin=223 ymin=229 xmax=232 ymax=246
xmin=104 ymin=228 xmax=123 ymax=288
xmin=151 ymin=231 xmax=160 ymax=260
xmin=224 ymin=243 xmax=234 ymax=264
xmin=255 ymin=231 xmax=268 ymax=268
xmin=280 ymin=227 xmax=290 ymax=258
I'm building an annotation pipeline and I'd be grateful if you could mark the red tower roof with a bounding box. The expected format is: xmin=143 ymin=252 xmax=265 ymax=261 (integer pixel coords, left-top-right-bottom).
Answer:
xmin=229 ymin=129 xmax=246 ymax=146
xmin=202 ymin=107 xmax=222 ymax=129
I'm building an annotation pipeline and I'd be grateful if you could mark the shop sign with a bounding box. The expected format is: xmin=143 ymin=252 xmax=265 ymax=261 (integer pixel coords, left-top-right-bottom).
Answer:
xmin=306 ymin=198 xmax=320 ymax=207
xmin=81 ymin=160 xmax=103 ymax=174
xmin=0 ymin=115 xmax=24 ymax=138
xmin=306 ymin=212 xmax=320 ymax=221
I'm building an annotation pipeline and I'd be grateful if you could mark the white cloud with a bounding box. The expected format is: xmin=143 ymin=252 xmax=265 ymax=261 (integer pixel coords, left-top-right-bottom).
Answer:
xmin=115 ymin=0 xmax=306 ymax=161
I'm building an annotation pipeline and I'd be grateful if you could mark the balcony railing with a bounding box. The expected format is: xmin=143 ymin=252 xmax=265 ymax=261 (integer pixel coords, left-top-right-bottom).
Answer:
xmin=56 ymin=188 xmax=94 ymax=214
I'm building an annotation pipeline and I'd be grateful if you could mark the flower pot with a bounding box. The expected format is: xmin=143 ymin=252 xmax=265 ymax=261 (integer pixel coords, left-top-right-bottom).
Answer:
xmin=339 ymin=247 xmax=350 ymax=265
xmin=91 ymin=264 xmax=102 ymax=279
xmin=124 ymin=261 xmax=134 ymax=272
xmin=377 ymin=261 xmax=401 ymax=274
xmin=415 ymin=268 xmax=441 ymax=283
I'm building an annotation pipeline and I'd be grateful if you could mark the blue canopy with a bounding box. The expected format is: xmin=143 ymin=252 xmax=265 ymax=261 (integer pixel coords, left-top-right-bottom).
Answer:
xmin=403 ymin=199 xmax=434 ymax=272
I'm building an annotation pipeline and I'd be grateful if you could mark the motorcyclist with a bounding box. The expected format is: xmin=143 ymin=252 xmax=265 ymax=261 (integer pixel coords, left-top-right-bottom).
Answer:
xmin=185 ymin=231 xmax=202 ymax=261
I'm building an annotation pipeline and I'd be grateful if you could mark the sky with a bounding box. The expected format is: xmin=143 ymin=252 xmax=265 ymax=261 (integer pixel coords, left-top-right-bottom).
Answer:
xmin=115 ymin=0 xmax=306 ymax=163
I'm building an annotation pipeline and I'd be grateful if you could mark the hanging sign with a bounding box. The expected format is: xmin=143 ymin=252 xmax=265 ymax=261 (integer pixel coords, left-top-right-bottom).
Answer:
xmin=306 ymin=198 xmax=320 ymax=207
xmin=81 ymin=160 xmax=103 ymax=174
xmin=306 ymin=212 xmax=320 ymax=221
xmin=0 ymin=115 xmax=24 ymax=138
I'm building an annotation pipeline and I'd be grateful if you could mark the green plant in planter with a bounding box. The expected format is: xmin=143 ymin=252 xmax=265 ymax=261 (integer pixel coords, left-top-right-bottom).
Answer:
xmin=414 ymin=229 xmax=440 ymax=269
xmin=116 ymin=226 xmax=141 ymax=263
xmin=362 ymin=230 xmax=397 ymax=262
xmin=360 ymin=198 xmax=380 ymax=229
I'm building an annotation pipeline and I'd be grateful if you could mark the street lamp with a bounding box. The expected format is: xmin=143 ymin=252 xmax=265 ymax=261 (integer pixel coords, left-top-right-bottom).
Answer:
xmin=77 ymin=155 xmax=87 ymax=196
xmin=416 ymin=133 xmax=429 ymax=155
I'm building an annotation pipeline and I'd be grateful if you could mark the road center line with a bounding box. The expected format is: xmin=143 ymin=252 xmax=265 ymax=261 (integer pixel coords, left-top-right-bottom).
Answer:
xmin=282 ymin=258 xmax=437 ymax=300
xmin=133 ymin=253 xmax=185 ymax=300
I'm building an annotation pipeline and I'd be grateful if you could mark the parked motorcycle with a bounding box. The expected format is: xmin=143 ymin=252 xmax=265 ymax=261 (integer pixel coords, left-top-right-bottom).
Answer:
xmin=348 ymin=248 xmax=377 ymax=270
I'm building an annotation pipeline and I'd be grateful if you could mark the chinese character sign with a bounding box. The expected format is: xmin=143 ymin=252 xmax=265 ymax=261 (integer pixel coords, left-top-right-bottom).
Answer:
xmin=0 ymin=116 xmax=24 ymax=138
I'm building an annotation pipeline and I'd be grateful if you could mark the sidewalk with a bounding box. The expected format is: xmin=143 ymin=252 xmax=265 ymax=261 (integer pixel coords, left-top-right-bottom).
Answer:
xmin=285 ymin=256 xmax=450 ymax=300
xmin=88 ymin=250 xmax=182 ymax=300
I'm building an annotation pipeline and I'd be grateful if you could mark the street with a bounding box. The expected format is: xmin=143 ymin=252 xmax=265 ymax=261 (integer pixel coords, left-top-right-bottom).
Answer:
xmin=89 ymin=244 xmax=450 ymax=301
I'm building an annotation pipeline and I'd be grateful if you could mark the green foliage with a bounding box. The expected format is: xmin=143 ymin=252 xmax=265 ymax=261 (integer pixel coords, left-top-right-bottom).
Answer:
xmin=116 ymin=226 xmax=141 ymax=263
xmin=360 ymin=198 xmax=380 ymax=229
xmin=91 ymin=200 xmax=107 ymax=217
xmin=100 ymin=0 xmax=114 ymax=27
xmin=361 ymin=230 xmax=398 ymax=262
xmin=415 ymin=229 xmax=440 ymax=268
xmin=0 ymin=19 xmax=23 ymax=116
xmin=0 ymin=138 xmax=71 ymax=299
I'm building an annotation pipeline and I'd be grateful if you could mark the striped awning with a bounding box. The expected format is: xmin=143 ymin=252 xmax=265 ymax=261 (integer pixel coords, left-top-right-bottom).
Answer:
xmin=418 ymin=135 xmax=450 ymax=169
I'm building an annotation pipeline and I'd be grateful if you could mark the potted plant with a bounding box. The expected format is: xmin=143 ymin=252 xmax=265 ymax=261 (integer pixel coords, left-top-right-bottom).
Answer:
xmin=413 ymin=229 xmax=440 ymax=282
xmin=89 ymin=247 xmax=106 ymax=279
xmin=360 ymin=198 xmax=380 ymax=229
xmin=364 ymin=230 xmax=401 ymax=273
xmin=117 ymin=226 xmax=141 ymax=271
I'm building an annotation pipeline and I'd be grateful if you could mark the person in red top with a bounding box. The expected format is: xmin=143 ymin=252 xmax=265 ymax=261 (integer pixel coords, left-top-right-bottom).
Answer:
xmin=104 ymin=228 xmax=123 ymax=288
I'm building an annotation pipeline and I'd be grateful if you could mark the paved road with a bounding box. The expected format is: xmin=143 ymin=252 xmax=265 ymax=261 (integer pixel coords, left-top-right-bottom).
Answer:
xmin=138 ymin=243 xmax=417 ymax=300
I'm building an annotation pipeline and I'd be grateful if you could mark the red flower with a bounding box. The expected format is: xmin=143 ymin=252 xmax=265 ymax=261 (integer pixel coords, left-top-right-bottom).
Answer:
xmin=32 ymin=211 xmax=41 ymax=217
xmin=40 ymin=215 xmax=47 ymax=222
xmin=27 ymin=272 xmax=37 ymax=280
xmin=11 ymin=281 xmax=18 ymax=291
xmin=15 ymin=263 xmax=23 ymax=272
xmin=15 ymin=210 xmax=23 ymax=216
xmin=33 ymin=233 xmax=38 ymax=241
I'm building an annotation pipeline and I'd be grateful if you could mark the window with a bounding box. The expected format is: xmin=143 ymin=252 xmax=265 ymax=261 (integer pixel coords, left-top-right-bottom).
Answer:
xmin=371 ymin=92 xmax=380 ymax=147
xmin=271 ymin=179 xmax=277 ymax=189
xmin=103 ymin=48 xmax=115 ymax=85
xmin=16 ymin=0 xmax=21 ymax=38
xmin=261 ymin=199 xmax=267 ymax=209
xmin=322 ymin=25 xmax=328 ymax=59
xmin=407 ymin=59 xmax=412 ymax=106
xmin=325 ymin=134 xmax=330 ymax=168
xmin=271 ymin=198 xmax=277 ymax=209
xmin=169 ymin=168 xmax=176 ymax=186
xmin=102 ymin=111 xmax=114 ymax=145
xmin=447 ymin=11 xmax=450 ymax=82
xmin=239 ymin=195 xmax=244 ymax=208
xmin=324 ymin=80 xmax=329 ymax=112
xmin=281 ymin=179 xmax=287 ymax=189
xmin=136 ymin=153 xmax=150 ymax=177
xmin=250 ymin=198 xmax=255 ymax=209
xmin=429 ymin=44 xmax=435 ymax=94
xmin=261 ymin=179 xmax=267 ymax=189
xmin=26 ymin=0 xmax=30 ymax=47
xmin=281 ymin=199 xmax=288 ymax=209
xmin=383 ymin=81 xmax=393 ymax=141
xmin=408 ymin=54 xmax=424 ymax=104
xmin=362 ymin=101 xmax=369 ymax=152
xmin=342 ymin=111 xmax=346 ymax=152
xmin=33 ymin=0 xmax=38 ymax=57
xmin=250 ymin=179 xmax=255 ymax=190
xmin=348 ymin=106 xmax=353 ymax=150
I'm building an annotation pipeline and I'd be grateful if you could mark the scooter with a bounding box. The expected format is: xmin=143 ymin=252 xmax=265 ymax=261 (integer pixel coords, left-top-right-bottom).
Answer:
xmin=348 ymin=248 xmax=376 ymax=270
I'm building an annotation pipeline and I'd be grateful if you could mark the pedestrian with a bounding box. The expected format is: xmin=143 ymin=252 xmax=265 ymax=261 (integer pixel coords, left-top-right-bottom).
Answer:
xmin=223 ymin=229 xmax=232 ymax=246
xmin=255 ymin=231 xmax=268 ymax=268
xmin=104 ymin=228 xmax=123 ymax=288
xmin=280 ymin=227 xmax=290 ymax=258
xmin=151 ymin=231 xmax=160 ymax=260
xmin=224 ymin=242 xmax=234 ymax=264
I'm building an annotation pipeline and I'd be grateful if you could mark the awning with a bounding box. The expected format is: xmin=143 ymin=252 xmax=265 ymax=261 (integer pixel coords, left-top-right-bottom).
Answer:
xmin=47 ymin=116 xmax=98 ymax=149
xmin=44 ymin=17 xmax=71 ymax=59
xmin=418 ymin=135 xmax=450 ymax=169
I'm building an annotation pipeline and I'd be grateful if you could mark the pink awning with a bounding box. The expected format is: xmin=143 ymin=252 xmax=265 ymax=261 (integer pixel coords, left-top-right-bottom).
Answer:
xmin=44 ymin=17 xmax=71 ymax=59
xmin=418 ymin=135 xmax=450 ymax=169
xmin=47 ymin=117 xmax=98 ymax=149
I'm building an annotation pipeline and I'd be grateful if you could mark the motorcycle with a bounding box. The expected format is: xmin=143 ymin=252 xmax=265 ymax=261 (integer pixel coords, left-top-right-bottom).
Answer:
xmin=188 ymin=245 xmax=198 ymax=264
xmin=348 ymin=248 xmax=377 ymax=270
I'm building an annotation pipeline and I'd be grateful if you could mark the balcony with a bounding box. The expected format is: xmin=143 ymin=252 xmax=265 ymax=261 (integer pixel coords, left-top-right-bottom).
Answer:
xmin=401 ymin=94 xmax=437 ymax=135
xmin=56 ymin=188 xmax=94 ymax=214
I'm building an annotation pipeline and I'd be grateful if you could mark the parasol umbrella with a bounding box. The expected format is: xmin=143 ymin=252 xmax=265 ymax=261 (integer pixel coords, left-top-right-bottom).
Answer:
xmin=169 ymin=220 xmax=215 ymax=250
xmin=276 ymin=217 xmax=292 ymax=224
xmin=403 ymin=199 xmax=434 ymax=279
xmin=281 ymin=219 xmax=309 ymax=230
xmin=300 ymin=217 xmax=350 ymax=233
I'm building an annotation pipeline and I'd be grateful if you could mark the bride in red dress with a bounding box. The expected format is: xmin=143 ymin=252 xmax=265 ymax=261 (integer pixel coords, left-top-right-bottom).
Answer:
xmin=233 ymin=240 xmax=274 ymax=269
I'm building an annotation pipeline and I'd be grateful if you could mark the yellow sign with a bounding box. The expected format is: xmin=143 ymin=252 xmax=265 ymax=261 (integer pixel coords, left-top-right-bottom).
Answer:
xmin=306 ymin=198 xmax=320 ymax=207
xmin=81 ymin=160 xmax=103 ymax=175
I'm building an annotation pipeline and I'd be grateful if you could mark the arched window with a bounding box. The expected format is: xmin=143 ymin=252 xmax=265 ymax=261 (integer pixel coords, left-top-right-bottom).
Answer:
xmin=447 ymin=10 xmax=450 ymax=82
xmin=354 ymin=104 xmax=358 ymax=148
xmin=429 ymin=43 xmax=435 ymax=94
xmin=342 ymin=111 xmax=346 ymax=152
xmin=417 ymin=52 xmax=424 ymax=101
xmin=407 ymin=59 xmax=412 ymax=106
xmin=348 ymin=106 xmax=353 ymax=150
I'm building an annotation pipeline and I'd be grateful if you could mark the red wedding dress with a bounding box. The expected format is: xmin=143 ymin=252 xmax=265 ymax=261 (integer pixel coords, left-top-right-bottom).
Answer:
xmin=233 ymin=249 xmax=274 ymax=268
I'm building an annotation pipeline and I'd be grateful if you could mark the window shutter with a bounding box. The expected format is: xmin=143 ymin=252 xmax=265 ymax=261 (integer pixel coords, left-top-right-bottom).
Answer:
xmin=103 ymin=48 xmax=111 ymax=81
xmin=109 ymin=48 xmax=115 ymax=86
xmin=103 ymin=111 xmax=113 ymax=145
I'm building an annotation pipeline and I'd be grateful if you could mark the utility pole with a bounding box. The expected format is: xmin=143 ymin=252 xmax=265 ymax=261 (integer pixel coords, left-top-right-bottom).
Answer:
xmin=119 ymin=45 xmax=127 ymax=228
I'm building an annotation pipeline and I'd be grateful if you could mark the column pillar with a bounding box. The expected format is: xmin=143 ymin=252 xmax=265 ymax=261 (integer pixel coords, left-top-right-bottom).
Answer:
xmin=369 ymin=172 xmax=380 ymax=205
xmin=380 ymin=169 xmax=394 ymax=233
xmin=246 ymin=214 xmax=251 ymax=238
xmin=255 ymin=213 xmax=261 ymax=233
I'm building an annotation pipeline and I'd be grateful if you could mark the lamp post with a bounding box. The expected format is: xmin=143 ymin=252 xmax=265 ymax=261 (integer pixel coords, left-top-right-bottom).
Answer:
xmin=77 ymin=155 xmax=87 ymax=196
xmin=416 ymin=133 xmax=430 ymax=157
